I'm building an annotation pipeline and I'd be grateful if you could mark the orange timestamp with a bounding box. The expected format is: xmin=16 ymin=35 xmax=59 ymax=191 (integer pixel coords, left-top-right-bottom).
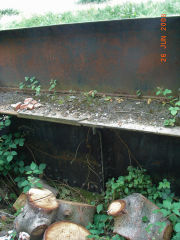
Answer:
xmin=160 ymin=14 xmax=167 ymax=63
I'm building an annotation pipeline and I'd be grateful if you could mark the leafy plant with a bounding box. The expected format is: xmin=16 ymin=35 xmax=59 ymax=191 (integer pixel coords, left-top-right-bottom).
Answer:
xmin=19 ymin=76 xmax=41 ymax=96
xmin=0 ymin=115 xmax=46 ymax=197
xmin=149 ymin=199 xmax=180 ymax=239
xmin=0 ymin=116 xmax=25 ymax=176
xmin=103 ymin=96 xmax=112 ymax=102
xmin=84 ymin=90 xmax=98 ymax=103
xmin=156 ymin=87 xmax=172 ymax=97
xmin=49 ymin=79 xmax=57 ymax=92
xmin=136 ymin=89 xmax=142 ymax=98
xmin=86 ymin=90 xmax=98 ymax=98
xmin=14 ymin=161 xmax=46 ymax=192
xmin=105 ymin=166 xmax=173 ymax=205
xmin=87 ymin=166 xmax=179 ymax=239
xmin=164 ymin=118 xmax=176 ymax=127
xmin=156 ymin=87 xmax=179 ymax=127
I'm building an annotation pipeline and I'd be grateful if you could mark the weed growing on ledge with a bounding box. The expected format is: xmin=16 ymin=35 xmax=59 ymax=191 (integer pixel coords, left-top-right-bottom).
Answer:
xmin=49 ymin=79 xmax=57 ymax=92
xmin=156 ymin=87 xmax=180 ymax=127
xmin=136 ymin=89 xmax=142 ymax=98
xmin=19 ymin=76 xmax=41 ymax=96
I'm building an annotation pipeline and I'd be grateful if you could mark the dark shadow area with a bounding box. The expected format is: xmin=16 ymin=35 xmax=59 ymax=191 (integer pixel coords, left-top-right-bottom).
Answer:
xmin=9 ymin=116 xmax=180 ymax=195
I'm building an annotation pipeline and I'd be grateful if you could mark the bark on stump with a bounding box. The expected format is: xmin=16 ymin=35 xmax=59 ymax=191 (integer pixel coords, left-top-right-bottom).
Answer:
xmin=14 ymin=188 xmax=59 ymax=239
xmin=56 ymin=199 xmax=96 ymax=227
xmin=108 ymin=193 xmax=172 ymax=240
xmin=43 ymin=221 xmax=93 ymax=240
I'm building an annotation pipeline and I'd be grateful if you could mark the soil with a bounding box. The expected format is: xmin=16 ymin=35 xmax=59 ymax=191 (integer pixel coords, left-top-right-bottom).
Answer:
xmin=0 ymin=91 xmax=172 ymax=128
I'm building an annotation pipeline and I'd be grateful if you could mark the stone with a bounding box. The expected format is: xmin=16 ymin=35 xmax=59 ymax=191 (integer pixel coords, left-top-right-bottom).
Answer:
xmin=34 ymin=103 xmax=42 ymax=108
xmin=27 ymin=104 xmax=34 ymax=110
xmin=11 ymin=102 xmax=22 ymax=111
xmin=20 ymin=104 xmax=28 ymax=110
xmin=24 ymin=98 xmax=33 ymax=104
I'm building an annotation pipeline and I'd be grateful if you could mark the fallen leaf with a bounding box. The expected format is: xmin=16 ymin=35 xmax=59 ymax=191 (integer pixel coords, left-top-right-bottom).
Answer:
xmin=116 ymin=98 xmax=124 ymax=103
xmin=147 ymin=98 xmax=152 ymax=105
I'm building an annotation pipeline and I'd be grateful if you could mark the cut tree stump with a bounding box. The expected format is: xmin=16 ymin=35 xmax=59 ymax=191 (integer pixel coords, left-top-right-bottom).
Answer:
xmin=43 ymin=221 xmax=93 ymax=240
xmin=14 ymin=188 xmax=59 ymax=239
xmin=56 ymin=199 xmax=96 ymax=227
xmin=13 ymin=179 xmax=58 ymax=211
xmin=108 ymin=193 xmax=172 ymax=240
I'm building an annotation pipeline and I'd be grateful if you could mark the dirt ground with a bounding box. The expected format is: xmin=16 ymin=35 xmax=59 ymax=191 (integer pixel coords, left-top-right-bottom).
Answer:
xmin=0 ymin=91 xmax=172 ymax=128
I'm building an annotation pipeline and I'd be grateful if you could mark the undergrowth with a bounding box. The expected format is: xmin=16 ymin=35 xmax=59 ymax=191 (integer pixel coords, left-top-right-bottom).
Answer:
xmin=156 ymin=87 xmax=180 ymax=127
xmin=0 ymin=115 xmax=46 ymax=205
xmin=87 ymin=166 xmax=180 ymax=240
xmin=0 ymin=116 xmax=180 ymax=239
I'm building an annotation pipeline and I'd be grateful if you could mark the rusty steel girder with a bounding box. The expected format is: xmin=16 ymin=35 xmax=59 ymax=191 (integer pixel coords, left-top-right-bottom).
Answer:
xmin=0 ymin=17 xmax=179 ymax=95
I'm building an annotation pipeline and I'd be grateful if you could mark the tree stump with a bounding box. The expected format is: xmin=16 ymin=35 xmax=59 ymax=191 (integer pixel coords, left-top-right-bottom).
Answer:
xmin=14 ymin=188 xmax=59 ymax=239
xmin=56 ymin=199 xmax=96 ymax=227
xmin=13 ymin=179 xmax=58 ymax=211
xmin=43 ymin=221 xmax=93 ymax=240
xmin=108 ymin=193 xmax=172 ymax=240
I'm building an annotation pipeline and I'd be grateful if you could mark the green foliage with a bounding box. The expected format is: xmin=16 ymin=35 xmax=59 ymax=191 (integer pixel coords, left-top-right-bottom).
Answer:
xmin=49 ymin=79 xmax=57 ymax=92
xmin=84 ymin=90 xmax=98 ymax=98
xmin=19 ymin=76 xmax=41 ymax=96
xmin=14 ymin=161 xmax=46 ymax=192
xmin=150 ymin=199 xmax=180 ymax=239
xmin=156 ymin=87 xmax=179 ymax=127
xmin=87 ymin=166 xmax=179 ymax=239
xmin=156 ymin=87 xmax=172 ymax=97
xmin=2 ymin=0 xmax=180 ymax=30
xmin=87 ymin=213 xmax=123 ymax=240
xmin=105 ymin=167 xmax=173 ymax=204
xmin=0 ymin=115 xmax=46 ymax=196
xmin=164 ymin=118 xmax=176 ymax=127
xmin=136 ymin=89 xmax=142 ymax=98
xmin=0 ymin=116 xmax=25 ymax=176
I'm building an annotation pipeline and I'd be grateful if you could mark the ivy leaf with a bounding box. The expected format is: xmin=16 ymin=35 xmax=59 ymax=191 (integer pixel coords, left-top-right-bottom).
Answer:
xmin=169 ymin=107 xmax=179 ymax=116
xmin=163 ymin=89 xmax=172 ymax=96
xmin=35 ymin=182 xmax=43 ymax=188
xmin=173 ymin=209 xmax=180 ymax=216
xmin=5 ymin=119 xmax=11 ymax=126
xmin=30 ymin=162 xmax=37 ymax=170
xmin=7 ymin=155 xmax=13 ymax=162
xmin=20 ymin=180 xmax=29 ymax=187
xmin=175 ymin=101 xmax=180 ymax=106
xmin=12 ymin=151 xmax=17 ymax=156
xmin=112 ymin=235 xmax=121 ymax=240
xmin=19 ymin=138 xmax=25 ymax=146
xmin=96 ymin=204 xmax=103 ymax=214
xmin=23 ymin=185 xmax=31 ymax=193
xmin=39 ymin=163 xmax=46 ymax=171
xmin=124 ymin=188 xmax=129 ymax=194
xmin=174 ymin=223 xmax=180 ymax=233
xmin=163 ymin=200 xmax=172 ymax=209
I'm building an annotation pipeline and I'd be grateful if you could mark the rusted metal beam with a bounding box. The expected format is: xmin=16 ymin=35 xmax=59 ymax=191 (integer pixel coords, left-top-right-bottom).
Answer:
xmin=0 ymin=17 xmax=179 ymax=95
